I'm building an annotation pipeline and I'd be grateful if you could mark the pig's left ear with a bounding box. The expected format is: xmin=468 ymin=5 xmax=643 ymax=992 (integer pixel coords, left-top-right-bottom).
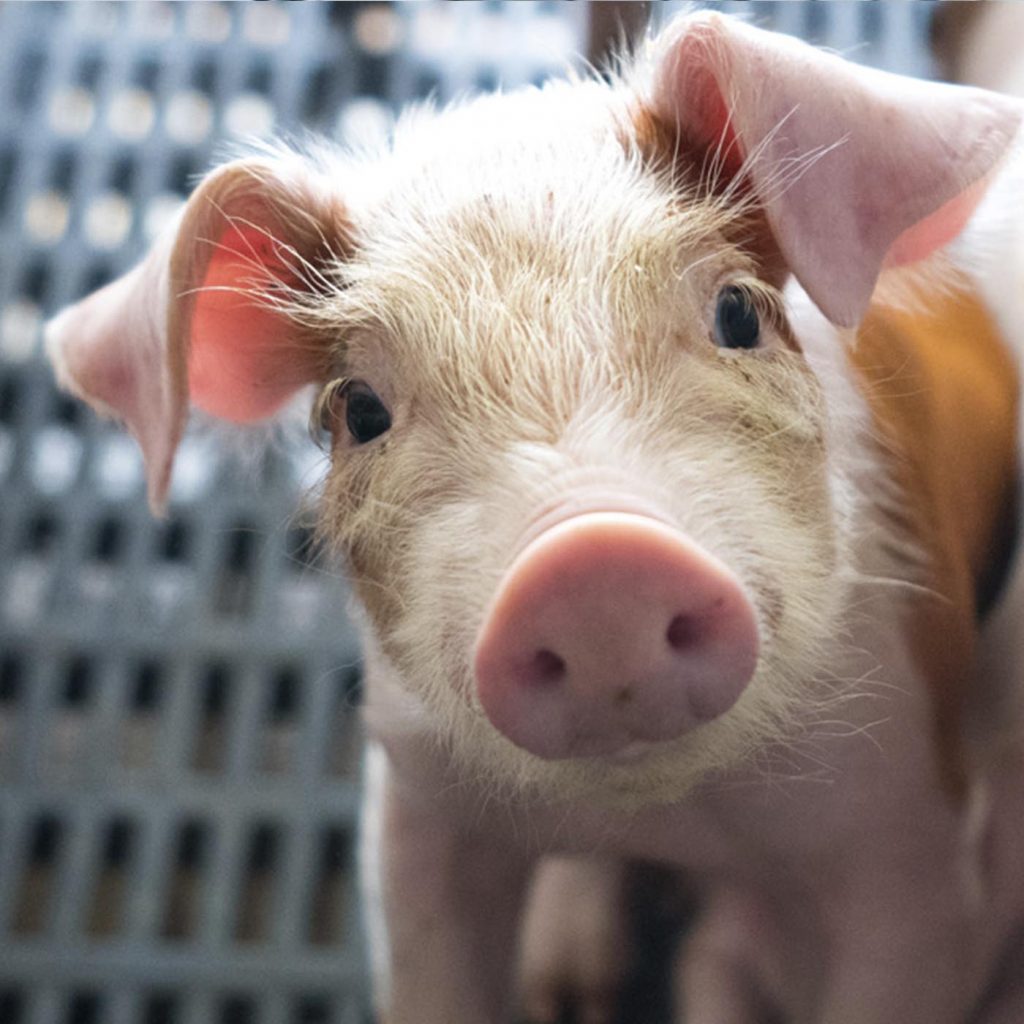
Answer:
xmin=46 ymin=154 xmax=350 ymax=512
xmin=647 ymin=12 xmax=1023 ymax=326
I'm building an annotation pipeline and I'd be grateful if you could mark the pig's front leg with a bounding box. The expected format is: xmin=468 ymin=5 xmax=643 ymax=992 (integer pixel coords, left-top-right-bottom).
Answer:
xmin=673 ymin=888 xmax=787 ymax=1024
xmin=518 ymin=856 xmax=630 ymax=1024
xmin=361 ymin=741 xmax=534 ymax=1024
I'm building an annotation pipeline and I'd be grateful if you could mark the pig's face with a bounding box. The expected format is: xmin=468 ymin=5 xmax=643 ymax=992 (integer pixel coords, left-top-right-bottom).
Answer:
xmin=311 ymin=85 xmax=845 ymax=804
xmin=44 ymin=12 xmax=1019 ymax=807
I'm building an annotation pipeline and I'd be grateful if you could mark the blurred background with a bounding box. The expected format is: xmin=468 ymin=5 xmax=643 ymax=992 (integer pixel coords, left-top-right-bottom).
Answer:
xmin=0 ymin=3 xmax=945 ymax=1024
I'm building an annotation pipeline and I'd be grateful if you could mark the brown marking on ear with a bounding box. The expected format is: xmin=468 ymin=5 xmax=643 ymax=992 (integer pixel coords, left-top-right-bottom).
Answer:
xmin=629 ymin=101 xmax=748 ymax=212
xmin=629 ymin=103 xmax=795 ymax=347
xmin=853 ymin=289 xmax=1020 ymax=797
xmin=630 ymin=104 xmax=680 ymax=174
xmin=627 ymin=102 xmax=708 ymax=203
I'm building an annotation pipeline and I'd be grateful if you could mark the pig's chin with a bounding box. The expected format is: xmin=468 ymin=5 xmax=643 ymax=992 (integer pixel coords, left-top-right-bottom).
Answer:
xmin=444 ymin=660 xmax=806 ymax=811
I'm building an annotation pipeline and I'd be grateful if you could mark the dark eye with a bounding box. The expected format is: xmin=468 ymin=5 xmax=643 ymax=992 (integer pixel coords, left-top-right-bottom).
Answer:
xmin=344 ymin=381 xmax=391 ymax=444
xmin=714 ymin=285 xmax=761 ymax=350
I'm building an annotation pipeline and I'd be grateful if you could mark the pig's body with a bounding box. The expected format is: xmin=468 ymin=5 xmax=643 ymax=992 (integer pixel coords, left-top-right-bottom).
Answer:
xmin=360 ymin=256 xmax=1024 ymax=1024
xmin=44 ymin=11 xmax=1024 ymax=1024
xmin=351 ymin=66 xmax=1024 ymax=1023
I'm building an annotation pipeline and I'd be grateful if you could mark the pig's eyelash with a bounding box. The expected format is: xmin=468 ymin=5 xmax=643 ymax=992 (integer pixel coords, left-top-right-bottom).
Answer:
xmin=751 ymin=284 xmax=787 ymax=334
xmin=727 ymin=277 xmax=787 ymax=335
xmin=309 ymin=377 xmax=350 ymax=445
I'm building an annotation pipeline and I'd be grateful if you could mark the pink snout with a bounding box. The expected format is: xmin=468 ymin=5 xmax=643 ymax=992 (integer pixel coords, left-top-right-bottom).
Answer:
xmin=473 ymin=513 xmax=760 ymax=760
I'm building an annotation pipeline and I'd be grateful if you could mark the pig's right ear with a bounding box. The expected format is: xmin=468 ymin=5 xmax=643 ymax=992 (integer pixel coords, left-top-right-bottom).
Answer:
xmin=643 ymin=12 xmax=1023 ymax=327
xmin=46 ymin=155 xmax=350 ymax=513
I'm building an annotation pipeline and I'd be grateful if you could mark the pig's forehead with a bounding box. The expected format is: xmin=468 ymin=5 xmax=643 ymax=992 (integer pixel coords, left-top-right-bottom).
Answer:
xmin=356 ymin=81 xmax=624 ymax=208
xmin=344 ymin=82 xmax=711 ymax=249
xmin=332 ymin=83 xmax=734 ymax=338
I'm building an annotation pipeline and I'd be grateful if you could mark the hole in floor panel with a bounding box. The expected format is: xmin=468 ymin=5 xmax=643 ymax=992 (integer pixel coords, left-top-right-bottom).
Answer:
xmin=307 ymin=825 xmax=350 ymax=947
xmin=11 ymin=813 xmax=63 ymax=935
xmin=0 ymin=989 xmax=25 ymax=1024
xmin=160 ymin=818 xmax=209 ymax=940
xmin=0 ymin=652 xmax=21 ymax=777
xmin=85 ymin=816 xmax=136 ymax=937
xmin=259 ymin=668 xmax=302 ymax=774
xmin=215 ymin=524 xmax=260 ymax=619
xmin=142 ymin=993 xmax=180 ymax=1024
xmin=62 ymin=656 xmax=93 ymax=707
xmin=293 ymin=996 xmax=332 ymax=1024
xmin=0 ymin=373 xmax=19 ymax=425
xmin=192 ymin=664 xmax=231 ymax=774
xmin=234 ymin=821 xmax=280 ymax=943
xmin=220 ymin=994 xmax=256 ymax=1024
xmin=48 ymin=656 xmax=97 ymax=780
xmin=66 ymin=991 xmax=102 ymax=1024
xmin=120 ymin=661 xmax=163 ymax=772
xmin=159 ymin=520 xmax=190 ymax=563
xmin=92 ymin=517 xmax=125 ymax=563
xmin=0 ymin=651 xmax=24 ymax=702
xmin=23 ymin=511 xmax=59 ymax=554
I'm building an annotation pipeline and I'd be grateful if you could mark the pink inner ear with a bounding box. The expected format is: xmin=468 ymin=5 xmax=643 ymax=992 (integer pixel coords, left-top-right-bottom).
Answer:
xmin=677 ymin=59 xmax=775 ymax=235
xmin=884 ymin=174 xmax=992 ymax=268
xmin=188 ymin=225 xmax=313 ymax=423
xmin=678 ymin=59 xmax=745 ymax=181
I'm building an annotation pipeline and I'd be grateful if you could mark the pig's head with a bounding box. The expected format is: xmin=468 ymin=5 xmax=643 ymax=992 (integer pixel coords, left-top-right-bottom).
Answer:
xmin=46 ymin=13 xmax=1021 ymax=805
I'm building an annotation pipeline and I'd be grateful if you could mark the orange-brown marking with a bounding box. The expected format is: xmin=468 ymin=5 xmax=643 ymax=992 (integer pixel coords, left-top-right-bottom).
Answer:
xmin=854 ymin=289 xmax=1019 ymax=796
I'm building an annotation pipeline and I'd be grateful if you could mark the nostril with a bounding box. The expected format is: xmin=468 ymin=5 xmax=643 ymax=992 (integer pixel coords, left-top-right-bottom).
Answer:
xmin=529 ymin=649 xmax=566 ymax=687
xmin=666 ymin=613 xmax=702 ymax=652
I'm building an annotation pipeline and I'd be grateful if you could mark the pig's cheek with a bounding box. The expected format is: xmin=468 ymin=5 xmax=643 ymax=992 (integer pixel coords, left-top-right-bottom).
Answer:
xmin=370 ymin=509 xmax=500 ymax=703
xmin=318 ymin=460 xmax=415 ymax=659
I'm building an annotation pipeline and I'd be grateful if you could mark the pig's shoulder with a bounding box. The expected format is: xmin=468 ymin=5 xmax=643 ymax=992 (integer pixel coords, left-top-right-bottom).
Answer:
xmin=851 ymin=287 xmax=1019 ymax=791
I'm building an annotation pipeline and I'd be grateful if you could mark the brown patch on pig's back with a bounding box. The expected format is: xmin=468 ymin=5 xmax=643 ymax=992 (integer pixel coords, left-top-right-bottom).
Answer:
xmin=853 ymin=289 xmax=1019 ymax=796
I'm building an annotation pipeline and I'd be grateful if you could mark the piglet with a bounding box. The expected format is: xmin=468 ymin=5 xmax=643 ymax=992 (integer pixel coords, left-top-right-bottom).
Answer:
xmin=46 ymin=10 xmax=1024 ymax=1024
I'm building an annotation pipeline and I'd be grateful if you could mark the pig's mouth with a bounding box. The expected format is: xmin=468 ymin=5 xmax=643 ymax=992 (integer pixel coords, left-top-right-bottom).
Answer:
xmin=605 ymin=738 xmax=660 ymax=765
xmin=472 ymin=502 xmax=762 ymax=764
